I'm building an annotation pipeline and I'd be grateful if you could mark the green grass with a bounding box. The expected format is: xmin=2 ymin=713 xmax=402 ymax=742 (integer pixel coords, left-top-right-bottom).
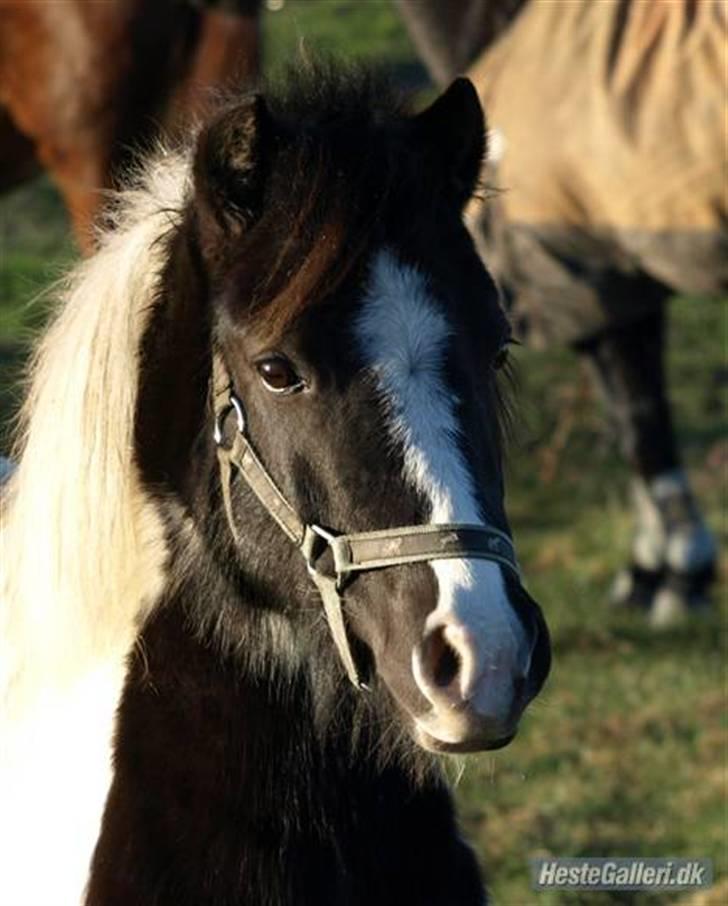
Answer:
xmin=264 ymin=0 xmax=423 ymax=83
xmin=0 ymin=3 xmax=726 ymax=903
xmin=475 ymin=295 xmax=727 ymax=905
xmin=0 ymin=177 xmax=73 ymax=341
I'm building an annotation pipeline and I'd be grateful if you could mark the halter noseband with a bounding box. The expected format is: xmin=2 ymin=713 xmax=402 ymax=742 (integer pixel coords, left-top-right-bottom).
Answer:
xmin=212 ymin=357 xmax=520 ymax=689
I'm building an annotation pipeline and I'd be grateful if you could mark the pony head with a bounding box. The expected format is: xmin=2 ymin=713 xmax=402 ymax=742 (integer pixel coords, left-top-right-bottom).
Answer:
xmin=133 ymin=66 xmax=549 ymax=753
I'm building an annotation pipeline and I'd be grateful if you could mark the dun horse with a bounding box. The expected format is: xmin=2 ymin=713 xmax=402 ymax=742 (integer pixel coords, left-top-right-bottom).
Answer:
xmin=0 ymin=66 xmax=550 ymax=905
xmin=397 ymin=0 xmax=724 ymax=624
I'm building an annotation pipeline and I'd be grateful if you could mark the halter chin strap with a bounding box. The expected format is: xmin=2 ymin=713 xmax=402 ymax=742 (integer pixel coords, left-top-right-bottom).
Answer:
xmin=212 ymin=358 xmax=520 ymax=689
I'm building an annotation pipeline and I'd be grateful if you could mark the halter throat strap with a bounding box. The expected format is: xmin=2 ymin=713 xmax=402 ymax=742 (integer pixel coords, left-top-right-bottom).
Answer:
xmin=212 ymin=359 xmax=520 ymax=688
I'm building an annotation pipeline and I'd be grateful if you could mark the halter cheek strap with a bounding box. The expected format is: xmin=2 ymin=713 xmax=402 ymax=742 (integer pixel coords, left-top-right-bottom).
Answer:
xmin=212 ymin=360 xmax=520 ymax=689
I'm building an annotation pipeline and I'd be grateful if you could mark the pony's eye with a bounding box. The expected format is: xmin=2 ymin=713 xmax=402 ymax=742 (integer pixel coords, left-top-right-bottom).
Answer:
xmin=256 ymin=355 xmax=305 ymax=394
xmin=492 ymin=345 xmax=510 ymax=371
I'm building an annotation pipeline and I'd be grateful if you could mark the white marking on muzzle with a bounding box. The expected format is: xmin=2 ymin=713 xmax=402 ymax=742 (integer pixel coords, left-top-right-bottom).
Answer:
xmin=355 ymin=249 xmax=530 ymax=721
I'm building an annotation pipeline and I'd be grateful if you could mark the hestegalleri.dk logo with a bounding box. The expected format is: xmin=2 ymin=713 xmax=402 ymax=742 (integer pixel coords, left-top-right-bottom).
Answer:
xmin=530 ymin=858 xmax=713 ymax=891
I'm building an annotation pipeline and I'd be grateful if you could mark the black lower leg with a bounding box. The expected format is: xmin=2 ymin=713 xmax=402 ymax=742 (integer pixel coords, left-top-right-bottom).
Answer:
xmin=577 ymin=307 xmax=715 ymax=617
xmin=578 ymin=306 xmax=678 ymax=479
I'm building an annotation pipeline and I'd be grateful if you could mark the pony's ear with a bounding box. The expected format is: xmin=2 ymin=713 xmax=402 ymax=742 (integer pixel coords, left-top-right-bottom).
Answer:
xmin=412 ymin=78 xmax=486 ymax=206
xmin=193 ymin=94 xmax=274 ymax=246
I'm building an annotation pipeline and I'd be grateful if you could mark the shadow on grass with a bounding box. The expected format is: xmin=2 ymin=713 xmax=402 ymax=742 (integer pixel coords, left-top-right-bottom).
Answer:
xmin=553 ymin=612 xmax=724 ymax=660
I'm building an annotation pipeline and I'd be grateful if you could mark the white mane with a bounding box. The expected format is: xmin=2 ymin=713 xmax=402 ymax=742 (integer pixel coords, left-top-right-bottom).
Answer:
xmin=1 ymin=149 xmax=192 ymax=701
xmin=0 ymin=149 xmax=192 ymax=905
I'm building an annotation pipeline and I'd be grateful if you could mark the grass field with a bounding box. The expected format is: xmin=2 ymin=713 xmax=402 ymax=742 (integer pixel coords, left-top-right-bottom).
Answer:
xmin=1 ymin=2 xmax=726 ymax=904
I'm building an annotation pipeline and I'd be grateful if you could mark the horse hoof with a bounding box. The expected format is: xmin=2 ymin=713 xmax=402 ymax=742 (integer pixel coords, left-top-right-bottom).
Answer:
xmin=610 ymin=564 xmax=662 ymax=611
xmin=648 ymin=566 xmax=715 ymax=629
xmin=649 ymin=588 xmax=710 ymax=628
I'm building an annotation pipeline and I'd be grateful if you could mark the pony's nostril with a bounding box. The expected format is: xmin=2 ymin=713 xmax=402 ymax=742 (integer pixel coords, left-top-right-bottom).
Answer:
xmin=423 ymin=625 xmax=461 ymax=689
xmin=434 ymin=639 xmax=460 ymax=688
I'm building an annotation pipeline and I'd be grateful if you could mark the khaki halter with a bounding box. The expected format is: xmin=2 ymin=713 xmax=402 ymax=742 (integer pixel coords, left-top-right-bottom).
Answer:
xmin=212 ymin=357 xmax=520 ymax=688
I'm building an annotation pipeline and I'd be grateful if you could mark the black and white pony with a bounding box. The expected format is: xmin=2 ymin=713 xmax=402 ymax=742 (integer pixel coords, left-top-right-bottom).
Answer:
xmin=0 ymin=65 xmax=550 ymax=905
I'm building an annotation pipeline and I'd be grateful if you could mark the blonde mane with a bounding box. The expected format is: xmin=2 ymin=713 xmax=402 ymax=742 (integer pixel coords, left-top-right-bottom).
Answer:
xmin=1 ymin=148 xmax=192 ymax=712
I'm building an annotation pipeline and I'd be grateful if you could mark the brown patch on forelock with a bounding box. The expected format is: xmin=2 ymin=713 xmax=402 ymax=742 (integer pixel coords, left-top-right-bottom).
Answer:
xmin=233 ymin=139 xmax=395 ymax=345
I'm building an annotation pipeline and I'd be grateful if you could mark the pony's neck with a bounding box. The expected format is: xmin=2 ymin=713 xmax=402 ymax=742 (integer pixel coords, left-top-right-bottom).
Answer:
xmin=86 ymin=565 xmax=484 ymax=906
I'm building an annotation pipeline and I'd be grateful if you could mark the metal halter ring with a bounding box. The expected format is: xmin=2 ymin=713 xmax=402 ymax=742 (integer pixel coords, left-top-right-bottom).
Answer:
xmin=213 ymin=393 xmax=246 ymax=445
xmin=303 ymin=523 xmax=343 ymax=582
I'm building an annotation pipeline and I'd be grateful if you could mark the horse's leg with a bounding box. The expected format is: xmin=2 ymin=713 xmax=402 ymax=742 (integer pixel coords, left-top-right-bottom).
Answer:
xmin=0 ymin=111 xmax=102 ymax=252
xmin=45 ymin=148 xmax=108 ymax=253
xmin=0 ymin=107 xmax=40 ymax=192
xmin=578 ymin=307 xmax=716 ymax=625
xmin=169 ymin=2 xmax=262 ymax=126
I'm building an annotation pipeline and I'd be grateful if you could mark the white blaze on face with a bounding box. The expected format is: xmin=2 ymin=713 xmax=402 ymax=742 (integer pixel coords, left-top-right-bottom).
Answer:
xmin=355 ymin=249 xmax=530 ymax=717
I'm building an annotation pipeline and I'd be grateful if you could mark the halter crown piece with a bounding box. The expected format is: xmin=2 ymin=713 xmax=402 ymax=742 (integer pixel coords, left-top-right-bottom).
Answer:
xmin=212 ymin=356 xmax=520 ymax=689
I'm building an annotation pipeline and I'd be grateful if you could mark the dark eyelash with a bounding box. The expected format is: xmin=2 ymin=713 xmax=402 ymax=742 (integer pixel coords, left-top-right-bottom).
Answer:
xmin=492 ymin=355 xmax=517 ymax=448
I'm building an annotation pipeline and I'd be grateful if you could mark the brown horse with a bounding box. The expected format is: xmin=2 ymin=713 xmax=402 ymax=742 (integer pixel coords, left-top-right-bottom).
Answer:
xmin=0 ymin=0 xmax=261 ymax=251
xmin=398 ymin=0 xmax=724 ymax=625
